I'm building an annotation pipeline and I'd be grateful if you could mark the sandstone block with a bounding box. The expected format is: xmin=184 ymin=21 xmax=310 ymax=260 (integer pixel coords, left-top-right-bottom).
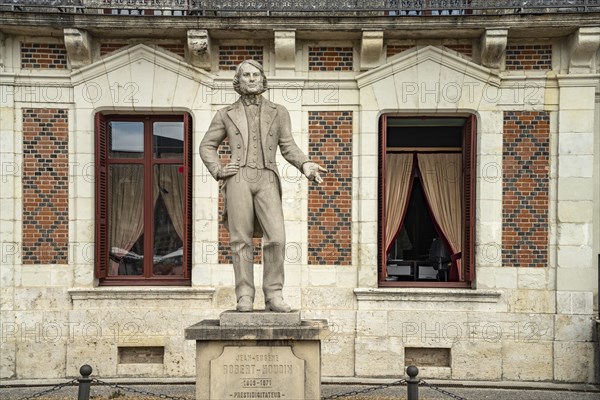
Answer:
xmin=451 ymin=340 xmax=502 ymax=380
xmin=554 ymin=342 xmax=595 ymax=382
xmin=356 ymin=310 xmax=388 ymax=336
xmin=354 ymin=336 xmax=403 ymax=377
xmin=511 ymin=289 xmax=555 ymax=314
xmin=501 ymin=341 xmax=553 ymax=381
xmin=554 ymin=314 xmax=594 ymax=342
xmin=556 ymin=291 xmax=594 ymax=314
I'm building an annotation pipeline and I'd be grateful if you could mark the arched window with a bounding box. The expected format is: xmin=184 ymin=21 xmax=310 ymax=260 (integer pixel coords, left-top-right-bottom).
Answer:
xmin=95 ymin=113 xmax=193 ymax=285
xmin=378 ymin=115 xmax=475 ymax=287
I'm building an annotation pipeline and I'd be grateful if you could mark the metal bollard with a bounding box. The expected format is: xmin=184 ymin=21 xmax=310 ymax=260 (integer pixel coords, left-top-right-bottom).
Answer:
xmin=406 ymin=365 xmax=419 ymax=400
xmin=77 ymin=364 xmax=93 ymax=400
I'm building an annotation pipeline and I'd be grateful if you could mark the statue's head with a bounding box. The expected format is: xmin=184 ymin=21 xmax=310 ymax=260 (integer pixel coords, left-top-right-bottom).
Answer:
xmin=233 ymin=59 xmax=268 ymax=96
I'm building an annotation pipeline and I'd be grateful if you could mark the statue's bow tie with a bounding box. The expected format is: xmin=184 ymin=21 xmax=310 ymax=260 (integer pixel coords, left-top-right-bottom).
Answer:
xmin=243 ymin=97 xmax=260 ymax=106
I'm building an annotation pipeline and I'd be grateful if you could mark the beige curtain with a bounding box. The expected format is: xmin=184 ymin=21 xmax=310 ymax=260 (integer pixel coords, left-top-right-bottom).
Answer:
xmin=417 ymin=153 xmax=463 ymax=273
xmin=385 ymin=154 xmax=414 ymax=252
xmin=109 ymin=165 xmax=145 ymax=275
xmin=157 ymin=164 xmax=185 ymax=240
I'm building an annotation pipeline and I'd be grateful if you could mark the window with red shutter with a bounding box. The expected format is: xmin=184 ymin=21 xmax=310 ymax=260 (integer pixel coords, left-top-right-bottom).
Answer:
xmin=95 ymin=113 xmax=192 ymax=285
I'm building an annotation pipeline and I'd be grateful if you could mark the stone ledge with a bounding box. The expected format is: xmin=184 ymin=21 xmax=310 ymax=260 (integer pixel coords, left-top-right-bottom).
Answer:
xmin=68 ymin=287 xmax=215 ymax=301
xmin=220 ymin=310 xmax=301 ymax=327
xmin=185 ymin=319 xmax=328 ymax=341
xmin=354 ymin=288 xmax=502 ymax=303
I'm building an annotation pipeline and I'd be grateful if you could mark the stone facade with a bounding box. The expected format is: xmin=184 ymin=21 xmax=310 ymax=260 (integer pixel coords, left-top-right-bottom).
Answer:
xmin=0 ymin=5 xmax=599 ymax=385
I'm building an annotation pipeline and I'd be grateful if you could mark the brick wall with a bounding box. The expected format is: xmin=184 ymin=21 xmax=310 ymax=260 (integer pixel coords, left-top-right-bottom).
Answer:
xmin=100 ymin=43 xmax=127 ymax=56
xmin=308 ymin=47 xmax=353 ymax=71
xmin=505 ymin=44 xmax=552 ymax=70
xmin=21 ymin=43 xmax=68 ymax=69
xmin=502 ymin=111 xmax=549 ymax=268
xmin=22 ymin=109 xmax=69 ymax=264
xmin=386 ymin=44 xmax=472 ymax=58
xmin=308 ymin=111 xmax=352 ymax=265
xmin=217 ymin=140 xmax=262 ymax=264
xmin=386 ymin=44 xmax=412 ymax=58
xmin=219 ymin=46 xmax=264 ymax=70
xmin=444 ymin=44 xmax=473 ymax=58
xmin=100 ymin=43 xmax=185 ymax=57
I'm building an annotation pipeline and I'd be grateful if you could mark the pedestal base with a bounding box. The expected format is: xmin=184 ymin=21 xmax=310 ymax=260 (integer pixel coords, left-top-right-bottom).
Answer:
xmin=185 ymin=311 xmax=328 ymax=400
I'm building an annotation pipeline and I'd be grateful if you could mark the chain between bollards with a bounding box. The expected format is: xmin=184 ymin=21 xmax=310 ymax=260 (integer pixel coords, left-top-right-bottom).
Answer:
xmin=406 ymin=365 xmax=419 ymax=400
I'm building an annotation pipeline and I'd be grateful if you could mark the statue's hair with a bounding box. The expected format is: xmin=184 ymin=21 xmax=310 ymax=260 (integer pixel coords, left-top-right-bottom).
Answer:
xmin=233 ymin=59 xmax=268 ymax=95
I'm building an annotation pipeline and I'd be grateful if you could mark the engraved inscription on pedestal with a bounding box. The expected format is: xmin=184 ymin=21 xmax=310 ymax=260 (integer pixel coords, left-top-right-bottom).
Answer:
xmin=210 ymin=346 xmax=305 ymax=399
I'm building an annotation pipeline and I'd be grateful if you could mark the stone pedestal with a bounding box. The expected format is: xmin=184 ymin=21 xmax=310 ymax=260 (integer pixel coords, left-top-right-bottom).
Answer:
xmin=185 ymin=311 xmax=328 ymax=400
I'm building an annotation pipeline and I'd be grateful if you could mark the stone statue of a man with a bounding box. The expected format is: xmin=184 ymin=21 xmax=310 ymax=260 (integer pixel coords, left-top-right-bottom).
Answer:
xmin=200 ymin=60 xmax=326 ymax=312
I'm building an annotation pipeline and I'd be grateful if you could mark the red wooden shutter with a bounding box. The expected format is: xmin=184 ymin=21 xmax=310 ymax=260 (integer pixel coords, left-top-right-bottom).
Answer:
xmin=95 ymin=113 xmax=109 ymax=279
xmin=183 ymin=113 xmax=193 ymax=280
xmin=462 ymin=115 xmax=476 ymax=284
xmin=378 ymin=115 xmax=387 ymax=283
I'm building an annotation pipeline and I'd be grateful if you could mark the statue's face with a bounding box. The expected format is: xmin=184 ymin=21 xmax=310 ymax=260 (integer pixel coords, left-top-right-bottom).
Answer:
xmin=238 ymin=63 xmax=264 ymax=95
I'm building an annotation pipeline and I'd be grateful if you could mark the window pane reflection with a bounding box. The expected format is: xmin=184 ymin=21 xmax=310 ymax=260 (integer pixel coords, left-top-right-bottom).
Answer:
xmin=153 ymin=121 xmax=184 ymax=158
xmin=110 ymin=121 xmax=144 ymax=158
xmin=153 ymin=164 xmax=184 ymax=276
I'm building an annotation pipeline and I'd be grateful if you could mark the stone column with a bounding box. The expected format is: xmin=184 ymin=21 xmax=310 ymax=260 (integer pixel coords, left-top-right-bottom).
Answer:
xmin=554 ymin=74 xmax=597 ymax=382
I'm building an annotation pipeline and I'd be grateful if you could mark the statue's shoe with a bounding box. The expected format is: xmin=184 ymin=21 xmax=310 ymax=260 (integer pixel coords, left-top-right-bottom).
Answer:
xmin=236 ymin=296 xmax=254 ymax=312
xmin=265 ymin=297 xmax=291 ymax=313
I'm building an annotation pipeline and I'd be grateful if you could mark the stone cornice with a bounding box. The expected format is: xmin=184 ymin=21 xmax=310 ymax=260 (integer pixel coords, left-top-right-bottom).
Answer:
xmin=556 ymin=74 xmax=600 ymax=88
xmin=1 ymin=12 xmax=599 ymax=36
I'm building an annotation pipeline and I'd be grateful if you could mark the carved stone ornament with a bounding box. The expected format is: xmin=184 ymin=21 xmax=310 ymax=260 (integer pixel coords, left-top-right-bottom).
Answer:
xmin=569 ymin=26 xmax=600 ymax=73
xmin=360 ymin=30 xmax=384 ymax=71
xmin=274 ymin=30 xmax=296 ymax=72
xmin=63 ymin=28 xmax=92 ymax=69
xmin=480 ymin=28 xmax=508 ymax=69
xmin=187 ymin=29 xmax=212 ymax=71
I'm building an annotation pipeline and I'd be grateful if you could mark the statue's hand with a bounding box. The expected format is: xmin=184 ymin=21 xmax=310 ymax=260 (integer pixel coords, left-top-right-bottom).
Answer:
xmin=219 ymin=162 xmax=239 ymax=179
xmin=302 ymin=162 xmax=327 ymax=184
